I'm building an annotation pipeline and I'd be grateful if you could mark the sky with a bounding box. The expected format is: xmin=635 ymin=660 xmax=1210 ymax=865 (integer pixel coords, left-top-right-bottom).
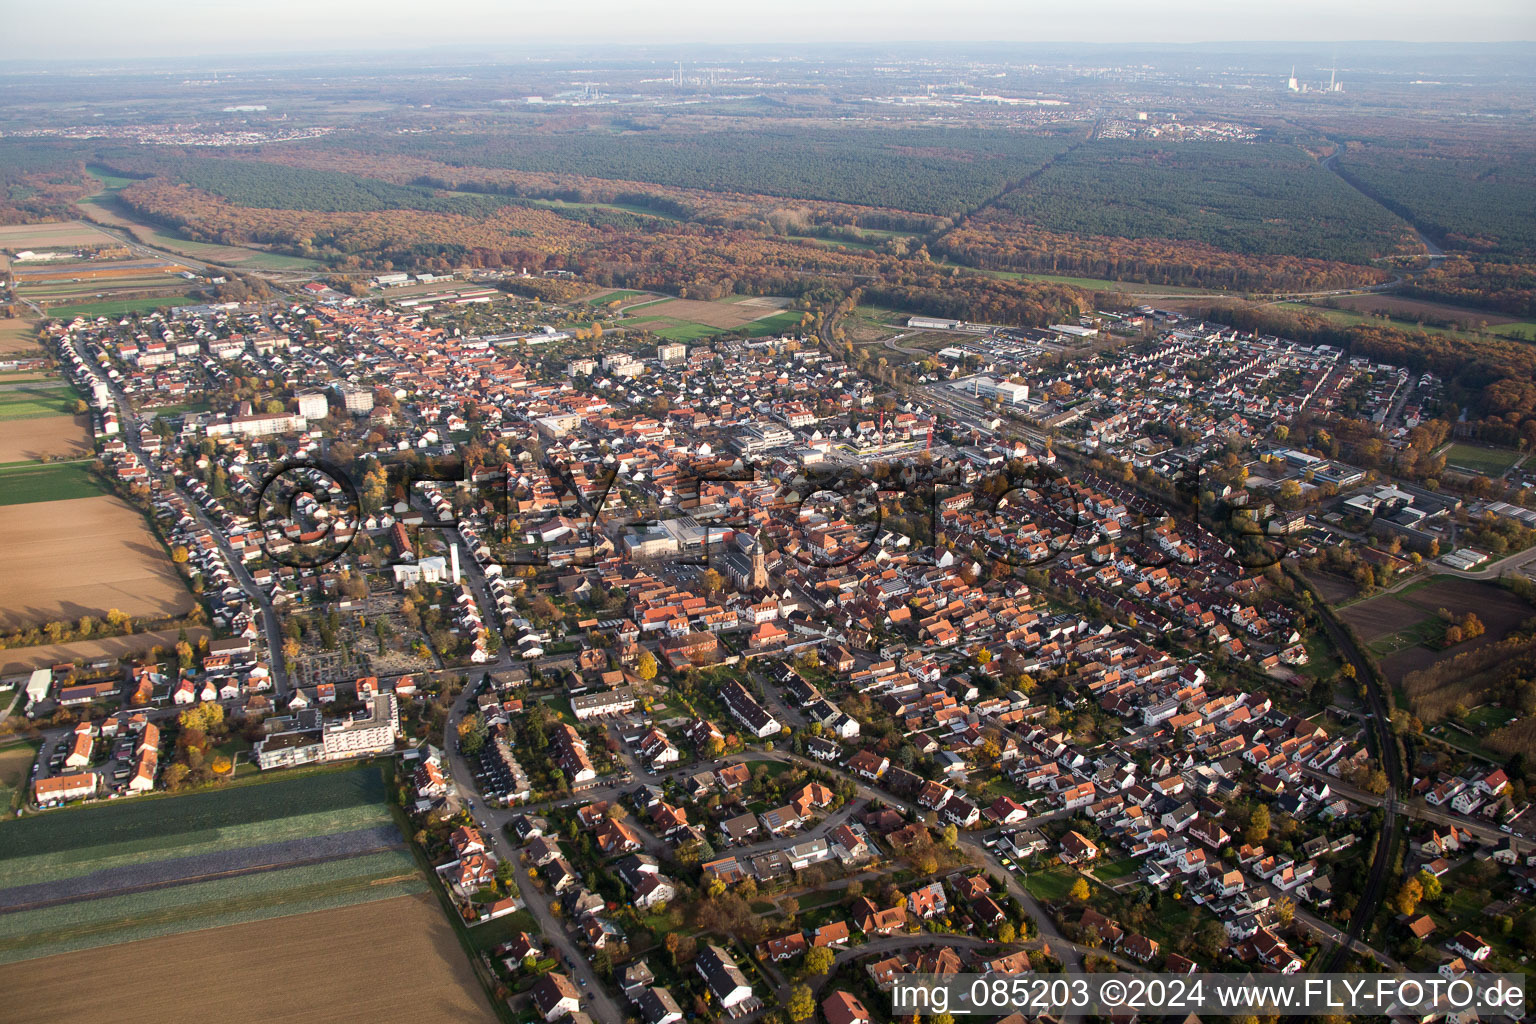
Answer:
xmin=1 ymin=0 xmax=1532 ymax=62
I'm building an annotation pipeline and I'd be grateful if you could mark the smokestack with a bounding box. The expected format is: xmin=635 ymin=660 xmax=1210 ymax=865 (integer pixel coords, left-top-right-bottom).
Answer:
xmin=450 ymin=543 xmax=461 ymax=583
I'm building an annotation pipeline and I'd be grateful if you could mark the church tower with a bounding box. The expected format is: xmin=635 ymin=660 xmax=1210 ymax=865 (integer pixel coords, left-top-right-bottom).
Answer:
xmin=749 ymin=531 xmax=770 ymax=591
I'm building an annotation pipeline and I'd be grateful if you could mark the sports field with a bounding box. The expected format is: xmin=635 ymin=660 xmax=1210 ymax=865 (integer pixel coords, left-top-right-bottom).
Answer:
xmin=1443 ymin=443 xmax=1521 ymax=476
xmin=0 ymin=494 xmax=193 ymax=630
xmin=623 ymin=296 xmax=805 ymax=341
xmin=44 ymin=295 xmax=193 ymax=319
xmin=0 ymin=893 xmax=495 ymax=1024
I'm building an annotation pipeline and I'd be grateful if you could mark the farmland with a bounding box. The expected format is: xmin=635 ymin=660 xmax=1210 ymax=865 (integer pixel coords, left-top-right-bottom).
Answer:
xmin=0 ymin=765 xmax=429 ymax=964
xmin=0 ymin=461 xmax=110 ymax=505
xmin=0 ymin=383 xmax=77 ymax=421
xmin=0 ymin=762 xmax=391 ymax=883
xmin=0 ymin=495 xmax=194 ymax=631
xmin=1339 ymin=575 xmax=1535 ymax=689
xmin=0 ymin=626 xmax=209 ymax=676
xmin=0 ymin=319 xmax=42 ymax=354
xmin=0 ymin=893 xmax=496 ymax=1024
xmin=0 ymin=220 xmax=120 ymax=249
xmin=0 ymin=417 xmax=91 ymax=463
xmin=0 ymin=848 xmax=425 ymax=963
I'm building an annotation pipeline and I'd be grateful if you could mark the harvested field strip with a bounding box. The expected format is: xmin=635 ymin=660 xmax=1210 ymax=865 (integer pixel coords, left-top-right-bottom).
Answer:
xmin=0 ymin=627 xmax=209 ymax=676
xmin=0 ymin=850 xmax=427 ymax=964
xmin=0 ymin=823 xmax=403 ymax=911
xmin=0 ymin=893 xmax=497 ymax=1024
xmin=0 ymin=222 xmax=117 ymax=247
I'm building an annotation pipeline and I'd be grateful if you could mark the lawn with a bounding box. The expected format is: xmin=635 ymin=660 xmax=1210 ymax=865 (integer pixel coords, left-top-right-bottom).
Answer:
xmin=1443 ymin=443 xmax=1521 ymax=477
xmin=1022 ymin=865 xmax=1080 ymax=902
xmin=1093 ymin=858 xmax=1140 ymax=882
xmin=145 ymin=401 xmax=213 ymax=418
xmin=1462 ymin=704 xmax=1517 ymax=731
xmin=0 ymin=384 xmax=77 ymax=421
xmin=46 ymin=295 xmax=193 ymax=318
xmin=0 ymin=461 xmax=110 ymax=505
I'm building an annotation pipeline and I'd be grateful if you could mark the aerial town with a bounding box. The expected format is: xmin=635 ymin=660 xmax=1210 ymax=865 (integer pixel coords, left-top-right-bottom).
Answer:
xmin=2 ymin=21 xmax=1535 ymax=1024
xmin=1 ymin=264 xmax=1531 ymax=1020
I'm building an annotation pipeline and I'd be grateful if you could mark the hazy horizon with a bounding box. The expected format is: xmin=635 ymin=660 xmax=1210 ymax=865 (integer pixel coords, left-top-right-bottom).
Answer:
xmin=1 ymin=0 xmax=1532 ymax=63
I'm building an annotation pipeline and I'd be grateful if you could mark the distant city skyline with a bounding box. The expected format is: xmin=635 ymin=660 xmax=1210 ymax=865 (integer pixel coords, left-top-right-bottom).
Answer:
xmin=1 ymin=0 xmax=1532 ymax=63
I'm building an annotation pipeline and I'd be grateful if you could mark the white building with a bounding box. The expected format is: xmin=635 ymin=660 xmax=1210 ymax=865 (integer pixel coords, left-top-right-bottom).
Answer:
xmin=321 ymin=694 xmax=400 ymax=759
xmin=297 ymin=392 xmax=331 ymax=420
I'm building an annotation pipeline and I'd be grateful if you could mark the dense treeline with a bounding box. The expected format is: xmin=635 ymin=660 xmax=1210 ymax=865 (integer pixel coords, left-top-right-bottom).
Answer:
xmin=1182 ymin=300 xmax=1536 ymax=428
xmin=117 ymin=177 xmax=1086 ymax=328
xmin=1402 ymin=257 xmax=1536 ymax=318
xmin=934 ymin=220 xmax=1389 ymax=292
xmin=127 ymin=158 xmax=519 ymax=216
xmin=1334 ymin=141 xmax=1536 ymax=257
xmin=117 ymin=181 xmax=596 ymax=267
xmin=311 ymin=125 xmax=1078 ymax=217
xmin=0 ymin=141 xmax=96 ymax=224
xmin=989 ymin=140 xmax=1419 ymax=265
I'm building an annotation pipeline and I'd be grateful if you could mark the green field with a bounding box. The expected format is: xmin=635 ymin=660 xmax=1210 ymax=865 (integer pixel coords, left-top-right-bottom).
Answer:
xmin=586 ymin=289 xmax=647 ymax=305
xmin=741 ymin=309 xmax=806 ymax=337
xmin=0 ymin=383 xmax=76 ymax=421
xmin=625 ymin=306 xmax=805 ymax=342
xmin=0 ymin=461 xmax=109 ymax=505
xmin=0 ymin=849 xmax=424 ymax=964
xmin=1092 ymin=858 xmax=1141 ymax=882
xmin=46 ymin=295 xmax=192 ymax=318
xmin=0 ymin=764 xmax=414 ymax=963
xmin=1022 ymin=865 xmax=1080 ymax=902
xmin=0 ymin=765 xmax=391 ymax=888
xmin=1443 ymin=443 xmax=1521 ymax=476
xmin=1366 ymin=617 xmax=1448 ymax=656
